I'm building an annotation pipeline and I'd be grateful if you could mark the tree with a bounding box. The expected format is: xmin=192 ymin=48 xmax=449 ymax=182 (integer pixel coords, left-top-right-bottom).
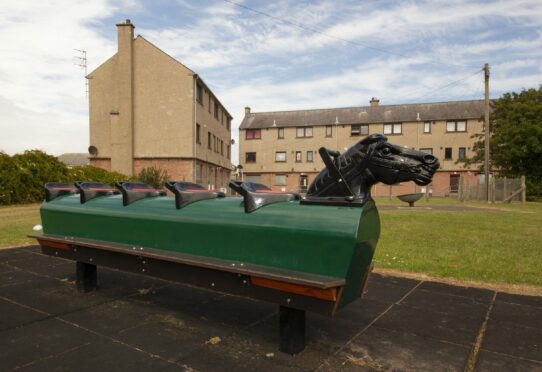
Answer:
xmin=137 ymin=166 xmax=169 ymax=189
xmin=461 ymin=86 xmax=542 ymax=200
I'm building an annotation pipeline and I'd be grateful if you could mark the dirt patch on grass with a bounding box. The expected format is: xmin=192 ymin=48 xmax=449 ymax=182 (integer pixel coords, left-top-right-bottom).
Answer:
xmin=374 ymin=267 xmax=542 ymax=297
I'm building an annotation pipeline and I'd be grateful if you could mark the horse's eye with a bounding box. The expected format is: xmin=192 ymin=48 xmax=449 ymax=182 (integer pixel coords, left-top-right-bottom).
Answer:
xmin=382 ymin=147 xmax=391 ymax=155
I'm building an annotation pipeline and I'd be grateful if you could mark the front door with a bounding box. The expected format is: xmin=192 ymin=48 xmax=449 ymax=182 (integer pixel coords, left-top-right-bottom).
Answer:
xmin=450 ymin=175 xmax=460 ymax=193
xmin=299 ymin=175 xmax=308 ymax=193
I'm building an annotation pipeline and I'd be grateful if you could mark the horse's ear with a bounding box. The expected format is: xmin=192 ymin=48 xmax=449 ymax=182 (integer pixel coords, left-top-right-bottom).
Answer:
xmin=360 ymin=133 xmax=387 ymax=145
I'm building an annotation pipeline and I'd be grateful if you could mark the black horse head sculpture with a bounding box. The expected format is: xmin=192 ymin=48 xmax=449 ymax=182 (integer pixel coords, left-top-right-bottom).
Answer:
xmin=303 ymin=134 xmax=439 ymax=206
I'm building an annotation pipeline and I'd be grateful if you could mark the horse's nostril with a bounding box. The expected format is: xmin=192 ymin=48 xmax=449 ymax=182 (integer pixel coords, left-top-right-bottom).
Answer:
xmin=423 ymin=155 xmax=437 ymax=164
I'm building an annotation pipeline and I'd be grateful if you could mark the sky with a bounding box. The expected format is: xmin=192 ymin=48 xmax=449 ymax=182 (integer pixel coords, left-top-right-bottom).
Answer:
xmin=0 ymin=0 xmax=541 ymax=164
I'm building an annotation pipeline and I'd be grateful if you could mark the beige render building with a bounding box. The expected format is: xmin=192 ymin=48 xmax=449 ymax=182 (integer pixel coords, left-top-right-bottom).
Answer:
xmin=238 ymin=98 xmax=485 ymax=197
xmin=88 ymin=20 xmax=232 ymax=189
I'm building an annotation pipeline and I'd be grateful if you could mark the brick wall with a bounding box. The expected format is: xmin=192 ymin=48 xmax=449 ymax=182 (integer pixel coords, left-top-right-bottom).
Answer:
xmin=90 ymin=158 xmax=111 ymax=171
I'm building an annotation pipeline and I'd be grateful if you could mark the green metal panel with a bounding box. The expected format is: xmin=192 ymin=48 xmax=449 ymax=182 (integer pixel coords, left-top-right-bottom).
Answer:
xmin=40 ymin=195 xmax=380 ymax=307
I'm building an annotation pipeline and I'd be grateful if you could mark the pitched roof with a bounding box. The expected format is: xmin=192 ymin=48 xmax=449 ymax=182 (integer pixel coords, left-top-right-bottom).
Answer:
xmin=57 ymin=153 xmax=89 ymax=167
xmin=239 ymin=100 xmax=486 ymax=129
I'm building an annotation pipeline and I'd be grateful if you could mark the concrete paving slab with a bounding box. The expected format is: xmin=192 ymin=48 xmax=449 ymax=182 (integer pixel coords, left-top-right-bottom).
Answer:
xmin=323 ymin=325 xmax=471 ymax=372
xmin=496 ymin=292 xmax=542 ymax=308
xmin=0 ymin=297 xmax=48 ymax=331
xmin=490 ymin=300 xmax=542 ymax=330
xmin=0 ymin=262 xmax=15 ymax=273
xmin=0 ymin=266 xmax=38 ymax=288
xmin=374 ymin=302 xmax=485 ymax=346
xmin=0 ymin=318 xmax=99 ymax=370
xmin=363 ymin=277 xmax=418 ymax=304
xmin=418 ymin=281 xmax=495 ymax=303
xmin=17 ymin=336 xmax=176 ymax=372
xmin=475 ymin=350 xmax=542 ymax=372
xmin=400 ymin=286 xmax=490 ymax=316
xmin=0 ymin=275 xmax=110 ymax=316
xmin=1 ymin=246 xmax=541 ymax=371
xmin=481 ymin=320 xmax=542 ymax=362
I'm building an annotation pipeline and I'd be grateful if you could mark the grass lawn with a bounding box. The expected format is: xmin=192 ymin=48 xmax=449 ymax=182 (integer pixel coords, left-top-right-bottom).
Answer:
xmin=1 ymin=200 xmax=541 ymax=289
xmin=0 ymin=204 xmax=41 ymax=248
xmin=374 ymin=197 xmax=542 ymax=287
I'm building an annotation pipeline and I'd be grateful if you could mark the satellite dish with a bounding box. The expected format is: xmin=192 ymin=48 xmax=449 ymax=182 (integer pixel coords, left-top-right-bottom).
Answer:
xmin=88 ymin=146 xmax=98 ymax=156
xmin=231 ymin=139 xmax=235 ymax=145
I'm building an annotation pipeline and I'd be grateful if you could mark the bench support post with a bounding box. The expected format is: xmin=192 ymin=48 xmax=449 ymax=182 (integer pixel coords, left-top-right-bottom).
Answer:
xmin=279 ymin=305 xmax=305 ymax=354
xmin=76 ymin=262 xmax=97 ymax=292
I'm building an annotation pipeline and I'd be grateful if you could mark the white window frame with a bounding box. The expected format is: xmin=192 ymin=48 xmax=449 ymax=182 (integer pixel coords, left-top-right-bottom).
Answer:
xmin=275 ymin=152 xmax=286 ymax=162
xmin=423 ymin=122 xmax=431 ymax=133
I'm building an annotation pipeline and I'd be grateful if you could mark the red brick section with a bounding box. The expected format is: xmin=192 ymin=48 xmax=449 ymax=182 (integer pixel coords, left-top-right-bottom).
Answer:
xmin=90 ymin=158 xmax=230 ymax=190
xmin=134 ymin=159 xmax=195 ymax=181
xmin=90 ymin=158 xmax=111 ymax=171
xmin=134 ymin=159 xmax=231 ymax=190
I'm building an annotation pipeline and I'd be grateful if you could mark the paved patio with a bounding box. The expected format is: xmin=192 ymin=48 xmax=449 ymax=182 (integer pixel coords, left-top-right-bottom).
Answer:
xmin=1 ymin=246 xmax=541 ymax=371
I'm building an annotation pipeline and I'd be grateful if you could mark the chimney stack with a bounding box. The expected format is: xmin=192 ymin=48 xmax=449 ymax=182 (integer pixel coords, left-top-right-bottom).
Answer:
xmin=370 ymin=97 xmax=380 ymax=107
xmin=112 ymin=19 xmax=135 ymax=175
xmin=245 ymin=106 xmax=251 ymax=115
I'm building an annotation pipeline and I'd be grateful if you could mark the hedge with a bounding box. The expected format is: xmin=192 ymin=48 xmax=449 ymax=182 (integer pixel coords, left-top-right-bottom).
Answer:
xmin=0 ymin=150 xmax=133 ymax=205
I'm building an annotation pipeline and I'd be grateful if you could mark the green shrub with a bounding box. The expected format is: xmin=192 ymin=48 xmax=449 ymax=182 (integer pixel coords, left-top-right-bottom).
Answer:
xmin=137 ymin=166 xmax=169 ymax=188
xmin=0 ymin=151 xmax=133 ymax=205
xmin=11 ymin=150 xmax=71 ymax=204
xmin=69 ymin=165 xmax=132 ymax=186
xmin=0 ymin=152 xmax=19 ymax=205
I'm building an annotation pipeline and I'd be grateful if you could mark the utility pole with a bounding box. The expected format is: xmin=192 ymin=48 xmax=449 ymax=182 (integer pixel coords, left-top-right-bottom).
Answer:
xmin=484 ymin=63 xmax=490 ymax=203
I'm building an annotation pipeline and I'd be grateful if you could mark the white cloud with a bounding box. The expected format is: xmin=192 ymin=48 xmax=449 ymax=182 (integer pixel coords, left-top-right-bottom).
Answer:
xmin=0 ymin=0 xmax=138 ymax=155
xmin=0 ymin=0 xmax=541 ymax=165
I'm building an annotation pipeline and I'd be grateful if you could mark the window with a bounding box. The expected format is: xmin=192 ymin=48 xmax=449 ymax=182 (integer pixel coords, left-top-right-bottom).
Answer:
xmin=207 ymin=132 xmax=212 ymax=149
xmin=307 ymin=151 xmax=313 ymax=162
xmin=295 ymin=151 xmax=302 ymax=162
xmin=227 ymin=145 xmax=230 ymax=159
xmin=446 ymin=120 xmax=467 ymax=132
xmin=458 ymin=147 xmax=466 ymax=159
xmin=220 ymin=140 xmax=224 ymax=156
xmin=445 ymin=147 xmax=452 ymax=160
xmin=423 ymin=122 xmax=431 ymax=133
xmin=296 ymin=127 xmax=313 ymax=138
xmin=384 ymin=123 xmax=402 ymax=135
xmin=325 ymin=125 xmax=332 ymax=137
xmin=275 ymin=152 xmax=286 ymax=162
xmin=227 ymin=118 xmax=231 ymax=131
xmin=245 ymin=175 xmax=261 ymax=183
xmin=214 ymin=102 xmax=219 ymax=119
xmin=196 ymin=83 xmax=203 ymax=104
xmin=245 ymin=152 xmax=256 ymax=163
xmin=420 ymin=148 xmax=433 ymax=155
xmin=351 ymin=124 xmax=369 ymax=136
xmin=196 ymin=124 xmax=201 ymax=144
xmin=245 ymin=129 xmax=261 ymax=140
xmin=275 ymin=175 xmax=287 ymax=186
xmin=208 ymin=95 xmax=211 ymax=113
xmin=213 ymin=135 xmax=216 ymax=152
xmin=278 ymin=128 xmax=284 ymax=139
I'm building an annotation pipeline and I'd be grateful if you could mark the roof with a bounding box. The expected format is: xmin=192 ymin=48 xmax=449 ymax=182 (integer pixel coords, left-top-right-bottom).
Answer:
xmin=87 ymin=34 xmax=232 ymax=119
xmin=57 ymin=153 xmax=89 ymax=167
xmin=239 ymin=100 xmax=486 ymax=129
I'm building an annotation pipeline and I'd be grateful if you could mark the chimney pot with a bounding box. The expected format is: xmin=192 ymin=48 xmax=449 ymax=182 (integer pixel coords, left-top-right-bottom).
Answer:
xmin=245 ymin=106 xmax=251 ymax=115
xmin=370 ymin=97 xmax=380 ymax=107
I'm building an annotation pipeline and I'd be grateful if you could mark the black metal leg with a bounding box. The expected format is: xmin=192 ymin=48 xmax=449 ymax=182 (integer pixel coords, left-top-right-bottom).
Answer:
xmin=76 ymin=262 xmax=97 ymax=292
xmin=279 ymin=306 xmax=305 ymax=354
